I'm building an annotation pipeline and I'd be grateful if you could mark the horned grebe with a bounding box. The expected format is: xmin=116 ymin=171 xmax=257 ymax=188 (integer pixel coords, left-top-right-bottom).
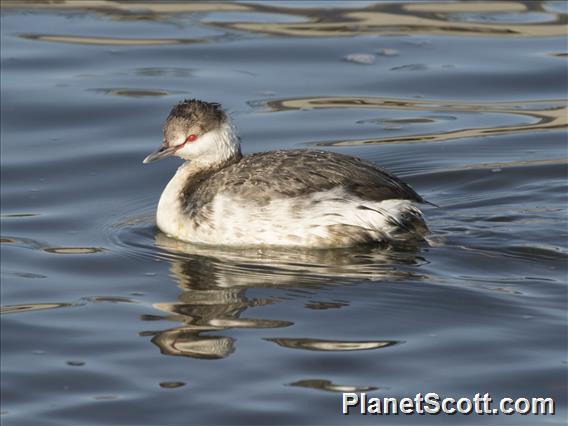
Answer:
xmin=143 ymin=99 xmax=431 ymax=248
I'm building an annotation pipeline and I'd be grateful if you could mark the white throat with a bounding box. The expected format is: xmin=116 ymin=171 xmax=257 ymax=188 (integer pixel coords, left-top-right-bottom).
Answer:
xmin=178 ymin=121 xmax=240 ymax=168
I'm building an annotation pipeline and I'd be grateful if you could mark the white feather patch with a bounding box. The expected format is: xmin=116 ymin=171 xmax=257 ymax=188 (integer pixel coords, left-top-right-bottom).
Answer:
xmin=158 ymin=184 xmax=426 ymax=248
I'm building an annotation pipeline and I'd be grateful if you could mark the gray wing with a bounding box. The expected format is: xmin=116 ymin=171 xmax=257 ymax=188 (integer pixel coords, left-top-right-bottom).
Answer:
xmin=186 ymin=150 xmax=425 ymax=213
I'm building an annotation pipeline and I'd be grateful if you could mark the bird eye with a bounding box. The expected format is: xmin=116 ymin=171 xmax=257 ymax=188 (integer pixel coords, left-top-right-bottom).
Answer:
xmin=186 ymin=134 xmax=198 ymax=142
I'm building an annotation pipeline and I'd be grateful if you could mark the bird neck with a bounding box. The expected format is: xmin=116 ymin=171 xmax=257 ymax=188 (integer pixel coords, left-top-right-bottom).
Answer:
xmin=156 ymin=121 xmax=242 ymax=235
xmin=156 ymin=154 xmax=241 ymax=234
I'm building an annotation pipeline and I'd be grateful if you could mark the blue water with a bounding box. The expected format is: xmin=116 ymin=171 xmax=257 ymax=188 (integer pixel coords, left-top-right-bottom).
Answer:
xmin=1 ymin=1 xmax=567 ymax=425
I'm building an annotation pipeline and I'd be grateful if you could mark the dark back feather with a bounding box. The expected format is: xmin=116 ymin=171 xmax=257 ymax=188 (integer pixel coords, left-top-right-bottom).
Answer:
xmin=183 ymin=150 xmax=425 ymax=216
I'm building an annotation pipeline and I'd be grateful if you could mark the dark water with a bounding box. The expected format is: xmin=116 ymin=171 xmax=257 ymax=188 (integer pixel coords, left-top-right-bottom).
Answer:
xmin=1 ymin=1 xmax=567 ymax=425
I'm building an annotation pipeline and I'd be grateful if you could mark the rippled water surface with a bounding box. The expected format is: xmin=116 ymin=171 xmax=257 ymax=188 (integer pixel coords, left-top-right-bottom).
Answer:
xmin=1 ymin=1 xmax=567 ymax=425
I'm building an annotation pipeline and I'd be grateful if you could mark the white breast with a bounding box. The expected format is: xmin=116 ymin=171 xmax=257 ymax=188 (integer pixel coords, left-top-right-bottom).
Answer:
xmin=158 ymin=182 xmax=426 ymax=248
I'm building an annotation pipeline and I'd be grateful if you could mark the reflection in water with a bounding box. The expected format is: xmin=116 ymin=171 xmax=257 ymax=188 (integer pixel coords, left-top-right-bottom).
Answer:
xmin=0 ymin=236 xmax=43 ymax=249
xmin=144 ymin=246 xmax=290 ymax=359
xmin=211 ymin=2 xmax=566 ymax=38
xmin=304 ymin=301 xmax=348 ymax=310
xmin=258 ymin=96 xmax=566 ymax=146
xmin=266 ymin=338 xmax=399 ymax=352
xmin=83 ymin=296 xmax=135 ymax=304
xmin=143 ymin=233 xmax=421 ymax=359
xmin=89 ymin=88 xmax=176 ymax=98
xmin=0 ymin=303 xmax=72 ymax=315
xmin=1 ymin=236 xmax=104 ymax=255
xmin=153 ymin=233 xmax=428 ymax=283
xmin=0 ymin=297 xmax=137 ymax=315
xmin=43 ymin=247 xmax=104 ymax=254
xmin=19 ymin=34 xmax=213 ymax=46
xmin=1 ymin=1 xmax=249 ymax=15
xmin=289 ymin=379 xmax=377 ymax=393
xmin=404 ymin=2 xmax=527 ymax=13
xmin=4 ymin=1 xmax=566 ymax=45
xmin=150 ymin=330 xmax=235 ymax=360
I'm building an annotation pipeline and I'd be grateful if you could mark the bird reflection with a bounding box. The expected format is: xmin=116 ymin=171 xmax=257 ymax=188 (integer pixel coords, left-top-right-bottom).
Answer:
xmin=143 ymin=232 xmax=427 ymax=359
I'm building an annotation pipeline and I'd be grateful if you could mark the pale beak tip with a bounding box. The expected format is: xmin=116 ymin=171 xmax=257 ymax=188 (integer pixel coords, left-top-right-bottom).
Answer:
xmin=143 ymin=144 xmax=177 ymax=164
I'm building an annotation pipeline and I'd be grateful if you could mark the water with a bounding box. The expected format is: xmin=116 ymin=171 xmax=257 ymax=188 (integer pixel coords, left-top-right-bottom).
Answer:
xmin=1 ymin=1 xmax=567 ymax=425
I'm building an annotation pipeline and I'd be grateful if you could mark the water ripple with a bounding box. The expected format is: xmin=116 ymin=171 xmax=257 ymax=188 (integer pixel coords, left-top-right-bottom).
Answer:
xmin=265 ymin=338 xmax=400 ymax=352
xmin=289 ymin=379 xmax=378 ymax=393
xmin=254 ymin=96 xmax=566 ymax=146
xmin=0 ymin=303 xmax=73 ymax=315
xmin=19 ymin=34 xmax=215 ymax=46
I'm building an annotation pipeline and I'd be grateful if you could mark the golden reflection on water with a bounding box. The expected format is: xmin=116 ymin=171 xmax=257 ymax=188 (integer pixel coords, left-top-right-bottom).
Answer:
xmin=261 ymin=96 xmax=567 ymax=146
xmin=3 ymin=1 xmax=566 ymax=46
xmin=403 ymin=2 xmax=527 ymax=13
xmin=43 ymin=247 xmax=104 ymax=254
xmin=19 ymin=34 xmax=211 ymax=46
xmin=2 ymin=1 xmax=249 ymax=15
xmin=211 ymin=2 xmax=565 ymax=38
xmin=143 ymin=233 xmax=422 ymax=359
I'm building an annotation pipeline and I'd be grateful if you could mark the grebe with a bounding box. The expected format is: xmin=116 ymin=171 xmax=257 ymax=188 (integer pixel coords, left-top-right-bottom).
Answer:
xmin=143 ymin=99 xmax=431 ymax=248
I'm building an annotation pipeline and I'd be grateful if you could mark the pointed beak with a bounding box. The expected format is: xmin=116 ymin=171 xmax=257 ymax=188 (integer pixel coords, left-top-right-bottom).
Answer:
xmin=143 ymin=144 xmax=177 ymax=164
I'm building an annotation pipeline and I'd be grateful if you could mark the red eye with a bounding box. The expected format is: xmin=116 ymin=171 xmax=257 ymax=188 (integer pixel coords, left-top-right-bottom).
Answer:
xmin=186 ymin=134 xmax=198 ymax=143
